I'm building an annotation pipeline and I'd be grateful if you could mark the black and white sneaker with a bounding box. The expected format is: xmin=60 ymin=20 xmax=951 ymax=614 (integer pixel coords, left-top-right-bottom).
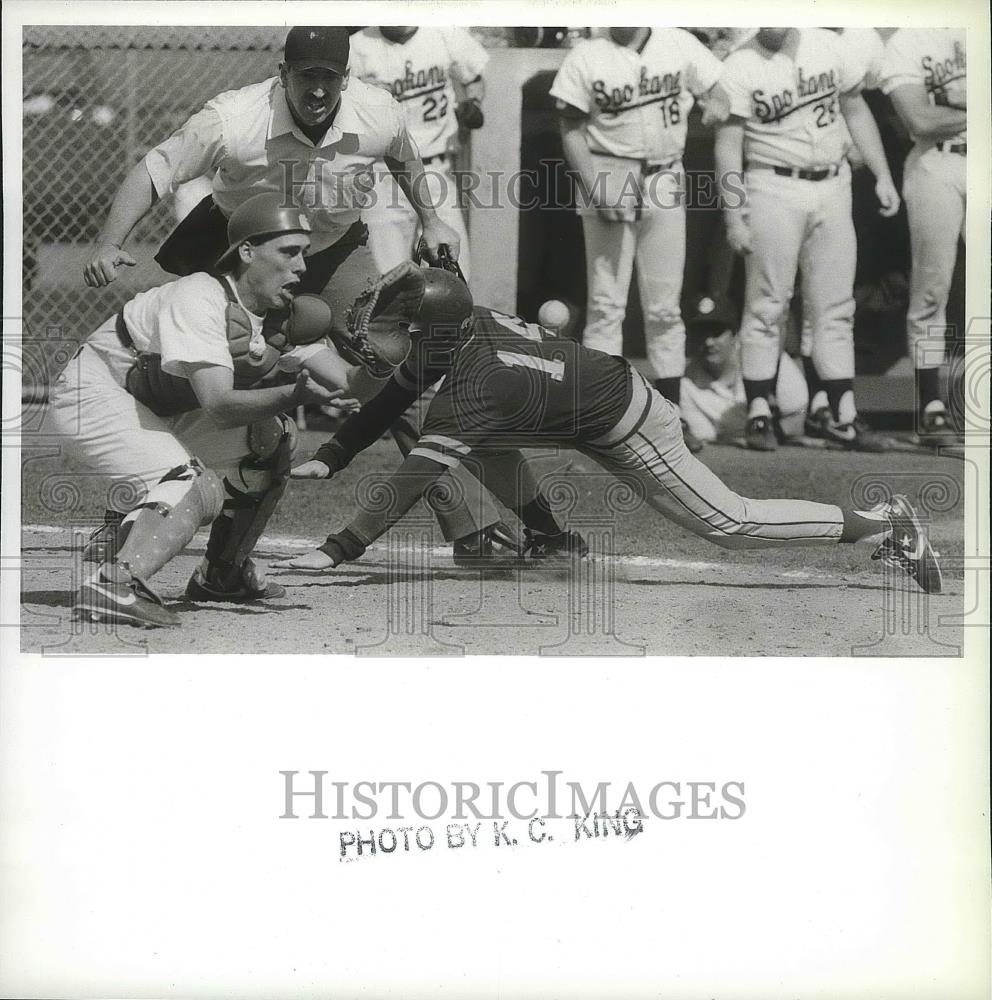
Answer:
xmin=916 ymin=408 xmax=962 ymax=449
xmin=871 ymin=494 xmax=943 ymax=594
xmin=745 ymin=415 xmax=778 ymax=452
xmin=74 ymin=566 xmax=179 ymax=628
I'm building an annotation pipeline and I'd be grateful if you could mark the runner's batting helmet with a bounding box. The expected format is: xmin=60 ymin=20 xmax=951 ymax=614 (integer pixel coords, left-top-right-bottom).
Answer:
xmin=216 ymin=192 xmax=312 ymax=271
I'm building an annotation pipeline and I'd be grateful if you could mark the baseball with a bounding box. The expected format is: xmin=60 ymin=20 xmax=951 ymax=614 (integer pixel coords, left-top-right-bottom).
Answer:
xmin=538 ymin=299 xmax=571 ymax=330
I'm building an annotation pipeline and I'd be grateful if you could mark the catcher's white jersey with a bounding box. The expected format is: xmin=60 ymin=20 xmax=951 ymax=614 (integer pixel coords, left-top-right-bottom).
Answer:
xmin=879 ymin=28 xmax=967 ymax=146
xmin=721 ymin=28 xmax=866 ymax=169
xmin=549 ymin=29 xmax=723 ymax=163
xmin=349 ymin=28 xmax=489 ymax=160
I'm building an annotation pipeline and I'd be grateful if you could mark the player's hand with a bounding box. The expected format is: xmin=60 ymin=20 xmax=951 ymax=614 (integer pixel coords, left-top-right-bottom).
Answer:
xmin=293 ymin=371 xmax=346 ymax=407
xmin=725 ymin=216 xmax=752 ymax=256
xmin=875 ymin=177 xmax=901 ymax=218
xmin=273 ymin=548 xmax=338 ymax=570
xmin=700 ymin=85 xmax=731 ymax=126
xmin=419 ymin=219 xmax=461 ymax=264
xmin=291 ymin=459 xmax=333 ymax=480
xmin=83 ymin=243 xmax=137 ymax=287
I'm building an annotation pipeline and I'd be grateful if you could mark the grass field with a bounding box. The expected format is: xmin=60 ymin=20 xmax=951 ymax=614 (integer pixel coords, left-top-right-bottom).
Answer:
xmin=20 ymin=429 xmax=969 ymax=657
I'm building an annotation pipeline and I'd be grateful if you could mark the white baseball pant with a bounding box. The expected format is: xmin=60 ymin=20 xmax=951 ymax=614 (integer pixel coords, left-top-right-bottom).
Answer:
xmin=364 ymin=159 xmax=471 ymax=278
xmin=739 ymin=167 xmax=856 ymax=382
xmin=902 ymin=146 xmax=967 ymax=370
xmin=581 ymin=166 xmax=687 ymax=381
xmin=44 ymin=321 xmax=257 ymax=504
xmin=582 ymin=373 xmax=843 ymax=548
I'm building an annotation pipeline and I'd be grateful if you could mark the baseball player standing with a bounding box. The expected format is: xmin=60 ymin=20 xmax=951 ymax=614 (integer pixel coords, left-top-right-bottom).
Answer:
xmin=879 ymin=28 xmax=967 ymax=446
xmin=550 ymin=26 xmax=729 ymax=454
xmin=350 ymin=26 xmax=488 ymax=279
xmin=48 ymin=194 xmax=345 ymax=628
xmin=80 ymin=25 xmax=505 ymax=564
xmin=281 ymin=264 xmax=942 ymax=597
xmin=714 ymin=27 xmax=900 ymax=451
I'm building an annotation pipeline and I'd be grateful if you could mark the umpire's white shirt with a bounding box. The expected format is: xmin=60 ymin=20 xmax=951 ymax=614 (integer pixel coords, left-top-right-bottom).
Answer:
xmin=144 ymin=76 xmax=419 ymax=253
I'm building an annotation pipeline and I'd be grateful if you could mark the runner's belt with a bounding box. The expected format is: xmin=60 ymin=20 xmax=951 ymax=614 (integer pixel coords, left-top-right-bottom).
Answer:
xmin=115 ymin=311 xmax=135 ymax=350
xmin=422 ymin=152 xmax=448 ymax=166
xmin=936 ymin=141 xmax=966 ymax=154
xmin=644 ymin=157 xmax=680 ymax=175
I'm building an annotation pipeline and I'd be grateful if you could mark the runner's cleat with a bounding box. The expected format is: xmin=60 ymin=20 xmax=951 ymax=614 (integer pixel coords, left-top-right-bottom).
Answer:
xmin=185 ymin=558 xmax=286 ymax=601
xmin=803 ymin=406 xmax=833 ymax=439
xmin=522 ymin=529 xmax=589 ymax=562
xmin=73 ymin=566 xmax=179 ymax=628
xmin=871 ymin=494 xmax=943 ymax=594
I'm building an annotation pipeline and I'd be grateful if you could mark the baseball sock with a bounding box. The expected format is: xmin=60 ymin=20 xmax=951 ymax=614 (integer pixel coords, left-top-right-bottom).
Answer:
xmin=653 ymin=377 xmax=681 ymax=406
xmin=839 ymin=506 xmax=889 ymax=544
xmin=917 ymin=367 xmax=943 ymax=412
xmin=802 ymin=357 xmax=828 ymax=413
xmin=744 ymin=378 xmax=775 ymax=418
xmin=513 ymin=494 xmax=563 ymax=537
xmin=824 ymin=379 xmax=856 ymax=423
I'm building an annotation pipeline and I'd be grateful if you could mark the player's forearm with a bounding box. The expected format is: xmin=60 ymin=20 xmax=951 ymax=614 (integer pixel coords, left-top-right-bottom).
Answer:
xmin=315 ymin=378 xmax=421 ymax=470
xmin=201 ymin=383 xmax=301 ymax=428
xmin=345 ymin=454 xmax=447 ymax=547
xmin=559 ymin=121 xmax=599 ymax=202
xmin=388 ymin=156 xmax=439 ymax=225
xmin=840 ymin=94 xmax=895 ymax=182
xmin=714 ymin=122 xmax=745 ymax=215
xmin=97 ymin=161 xmax=159 ymax=248
xmin=901 ymin=105 xmax=967 ymax=139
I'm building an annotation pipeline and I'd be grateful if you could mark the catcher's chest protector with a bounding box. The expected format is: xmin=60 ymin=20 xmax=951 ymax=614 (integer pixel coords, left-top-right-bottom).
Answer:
xmin=126 ymin=276 xmax=289 ymax=417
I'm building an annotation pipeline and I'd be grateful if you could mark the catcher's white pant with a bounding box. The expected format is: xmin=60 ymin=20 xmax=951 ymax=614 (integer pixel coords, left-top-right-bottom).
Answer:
xmin=902 ymin=146 xmax=967 ymax=370
xmin=44 ymin=320 xmax=257 ymax=506
xmin=364 ymin=159 xmax=471 ymax=279
xmin=583 ymin=373 xmax=843 ymax=548
xmin=580 ymin=166 xmax=687 ymax=381
xmin=739 ymin=167 xmax=856 ymax=383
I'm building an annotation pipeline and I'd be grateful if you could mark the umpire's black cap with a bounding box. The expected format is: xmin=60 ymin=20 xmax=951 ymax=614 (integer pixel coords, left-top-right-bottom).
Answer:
xmin=284 ymin=26 xmax=350 ymax=74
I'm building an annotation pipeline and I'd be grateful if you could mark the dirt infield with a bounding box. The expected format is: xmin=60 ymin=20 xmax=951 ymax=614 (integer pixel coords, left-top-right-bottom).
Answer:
xmin=20 ymin=432 xmax=969 ymax=657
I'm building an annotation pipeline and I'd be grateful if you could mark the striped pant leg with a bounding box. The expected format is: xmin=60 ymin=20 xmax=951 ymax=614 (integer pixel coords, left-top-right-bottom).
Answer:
xmin=586 ymin=391 xmax=844 ymax=550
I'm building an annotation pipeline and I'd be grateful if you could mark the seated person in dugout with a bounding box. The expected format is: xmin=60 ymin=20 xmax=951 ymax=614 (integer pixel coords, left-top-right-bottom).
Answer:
xmin=280 ymin=263 xmax=941 ymax=596
xmin=680 ymin=294 xmax=808 ymax=446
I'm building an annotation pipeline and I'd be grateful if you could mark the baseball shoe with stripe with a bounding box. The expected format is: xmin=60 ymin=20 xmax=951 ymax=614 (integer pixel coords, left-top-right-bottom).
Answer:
xmin=871 ymin=494 xmax=943 ymax=594
xmin=522 ymin=529 xmax=589 ymax=562
xmin=73 ymin=565 xmax=180 ymax=628
xmin=805 ymin=408 xmax=885 ymax=452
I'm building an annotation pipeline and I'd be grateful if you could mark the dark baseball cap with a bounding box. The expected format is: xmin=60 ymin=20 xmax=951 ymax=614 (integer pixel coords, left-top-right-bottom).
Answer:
xmin=685 ymin=294 xmax=739 ymax=334
xmin=284 ymin=26 xmax=350 ymax=73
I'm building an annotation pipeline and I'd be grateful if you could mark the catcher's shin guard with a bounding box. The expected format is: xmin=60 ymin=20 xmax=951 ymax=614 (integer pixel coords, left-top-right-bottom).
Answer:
xmin=111 ymin=459 xmax=225 ymax=580
xmin=202 ymin=414 xmax=297 ymax=584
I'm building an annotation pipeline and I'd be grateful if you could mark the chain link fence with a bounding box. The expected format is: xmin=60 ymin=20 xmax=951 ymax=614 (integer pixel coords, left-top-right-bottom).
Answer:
xmin=20 ymin=26 xmax=521 ymax=396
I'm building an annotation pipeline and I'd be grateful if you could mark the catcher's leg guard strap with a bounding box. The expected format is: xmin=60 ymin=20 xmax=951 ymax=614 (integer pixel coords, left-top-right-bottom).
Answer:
xmin=113 ymin=459 xmax=225 ymax=580
xmin=205 ymin=415 xmax=297 ymax=573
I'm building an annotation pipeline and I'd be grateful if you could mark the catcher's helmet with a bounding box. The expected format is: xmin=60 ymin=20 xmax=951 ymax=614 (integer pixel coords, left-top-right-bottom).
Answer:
xmin=216 ymin=192 xmax=312 ymax=271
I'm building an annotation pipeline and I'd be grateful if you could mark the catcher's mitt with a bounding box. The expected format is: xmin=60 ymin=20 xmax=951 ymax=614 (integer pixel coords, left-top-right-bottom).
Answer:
xmin=340 ymin=260 xmax=428 ymax=377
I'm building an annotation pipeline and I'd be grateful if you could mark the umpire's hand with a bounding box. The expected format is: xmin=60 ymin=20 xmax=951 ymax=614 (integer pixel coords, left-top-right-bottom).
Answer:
xmin=419 ymin=219 xmax=461 ymax=264
xmin=84 ymin=243 xmax=137 ymax=287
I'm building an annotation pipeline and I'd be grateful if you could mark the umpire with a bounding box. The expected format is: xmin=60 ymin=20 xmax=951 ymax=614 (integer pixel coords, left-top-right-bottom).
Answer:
xmin=82 ymin=25 xmax=463 ymax=339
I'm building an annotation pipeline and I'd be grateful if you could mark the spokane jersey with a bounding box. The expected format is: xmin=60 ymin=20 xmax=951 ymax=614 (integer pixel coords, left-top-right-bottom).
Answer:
xmin=411 ymin=307 xmax=633 ymax=464
xmin=879 ymin=29 xmax=966 ymax=146
xmin=720 ymin=28 xmax=868 ymax=169
xmin=549 ymin=29 xmax=723 ymax=163
xmin=349 ymin=27 xmax=489 ymax=160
